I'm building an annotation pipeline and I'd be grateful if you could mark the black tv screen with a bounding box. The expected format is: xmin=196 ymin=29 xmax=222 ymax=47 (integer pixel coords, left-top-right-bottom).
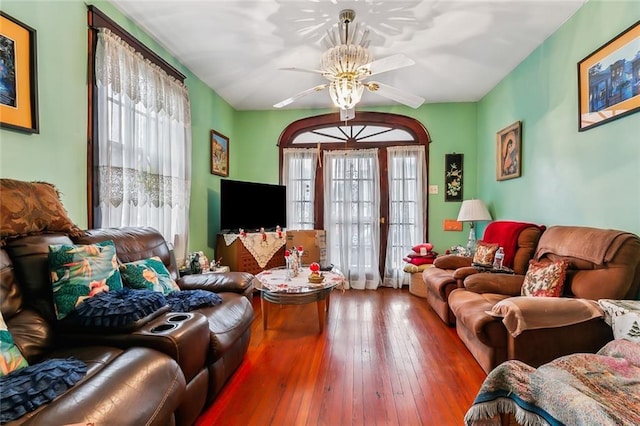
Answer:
xmin=220 ymin=179 xmax=287 ymax=232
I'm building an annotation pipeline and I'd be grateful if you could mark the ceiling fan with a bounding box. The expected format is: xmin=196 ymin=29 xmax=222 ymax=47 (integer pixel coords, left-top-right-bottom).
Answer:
xmin=273 ymin=9 xmax=425 ymax=121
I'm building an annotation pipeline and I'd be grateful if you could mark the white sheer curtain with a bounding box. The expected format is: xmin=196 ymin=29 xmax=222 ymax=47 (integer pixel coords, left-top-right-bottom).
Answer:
xmin=324 ymin=149 xmax=381 ymax=290
xmin=282 ymin=148 xmax=317 ymax=230
xmin=95 ymin=28 xmax=192 ymax=264
xmin=383 ymin=146 xmax=427 ymax=288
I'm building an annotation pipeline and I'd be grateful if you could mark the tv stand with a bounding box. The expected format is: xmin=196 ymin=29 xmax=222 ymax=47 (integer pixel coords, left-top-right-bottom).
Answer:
xmin=215 ymin=232 xmax=286 ymax=275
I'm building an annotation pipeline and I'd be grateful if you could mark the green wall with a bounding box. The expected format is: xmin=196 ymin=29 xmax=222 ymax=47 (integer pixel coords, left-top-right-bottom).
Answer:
xmin=477 ymin=0 xmax=640 ymax=236
xmin=0 ymin=0 xmax=237 ymax=257
xmin=2 ymin=0 xmax=637 ymax=262
xmin=230 ymin=103 xmax=478 ymax=254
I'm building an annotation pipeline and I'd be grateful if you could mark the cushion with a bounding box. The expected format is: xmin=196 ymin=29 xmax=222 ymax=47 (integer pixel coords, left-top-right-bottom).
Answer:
xmin=403 ymin=256 xmax=435 ymax=266
xmin=119 ymin=256 xmax=181 ymax=295
xmin=0 ymin=179 xmax=84 ymax=244
xmin=72 ymin=288 xmax=168 ymax=328
xmin=49 ymin=240 xmax=124 ymax=320
xmin=521 ymin=259 xmax=569 ymax=297
xmin=472 ymin=240 xmax=499 ymax=266
xmin=412 ymin=243 xmax=434 ymax=254
xmin=165 ymin=290 xmax=223 ymax=312
xmin=0 ymin=311 xmax=28 ymax=376
xmin=0 ymin=357 xmax=87 ymax=423
xmin=403 ymin=263 xmax=433 ymax=273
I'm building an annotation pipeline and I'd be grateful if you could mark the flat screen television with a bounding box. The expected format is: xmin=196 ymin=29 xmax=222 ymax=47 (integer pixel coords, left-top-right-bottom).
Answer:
xmin=220 ymin=179 xmax=287 ymax=233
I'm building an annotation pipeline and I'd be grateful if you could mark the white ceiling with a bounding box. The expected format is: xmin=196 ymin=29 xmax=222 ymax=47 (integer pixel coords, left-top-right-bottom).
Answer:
xmin=108 ymin=0 xmax=587 ymax=111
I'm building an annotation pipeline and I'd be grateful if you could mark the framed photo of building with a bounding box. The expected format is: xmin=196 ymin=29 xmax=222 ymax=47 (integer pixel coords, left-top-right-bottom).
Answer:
xmin=0 ymin=12 xmax=39 ymax=133
xmin=496 ymin=121 xmax=521 ymax=181
xmin=210 ymin=129 xmax=229 ymax=176
xmin=578 ymin=20 xmax=640 ymax=131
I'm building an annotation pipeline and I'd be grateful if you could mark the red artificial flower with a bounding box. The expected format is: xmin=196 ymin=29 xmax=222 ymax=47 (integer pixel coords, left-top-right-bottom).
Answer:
xmin=309 ymin=262 xmax=320 ymax=272
xmin=284 ymin=250 xmax=290 ymax=257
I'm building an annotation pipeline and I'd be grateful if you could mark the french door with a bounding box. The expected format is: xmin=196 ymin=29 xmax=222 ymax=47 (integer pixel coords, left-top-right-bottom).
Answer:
xmin=324 ymin=149 xmax=381 ymax=290
xmin=280 ymin=112 xmax=431 ymax=290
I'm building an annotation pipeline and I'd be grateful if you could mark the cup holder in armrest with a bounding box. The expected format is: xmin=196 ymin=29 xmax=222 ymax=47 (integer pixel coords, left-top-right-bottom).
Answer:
xmin=167 ymin=313 xmax=192 ymax=322
xmin=150 ymin=323 xmax=178 ymax=333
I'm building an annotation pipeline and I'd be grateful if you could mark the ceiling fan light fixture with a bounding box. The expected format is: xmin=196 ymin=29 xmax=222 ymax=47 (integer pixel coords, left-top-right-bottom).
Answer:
xmin=329 ymin=77 xmax=364 ymax=110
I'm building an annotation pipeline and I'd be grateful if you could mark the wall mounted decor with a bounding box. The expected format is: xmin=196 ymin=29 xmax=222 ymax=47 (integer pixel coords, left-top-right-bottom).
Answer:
xmin=496 ymin=121 xmax=522 ymax=181
xmin=445 ymin=153 xmax=463 ymax=202
xmin=578 ymin=20 xmax=640 ymax=131
xmin=210 ymin=129 xmax=229 ymax=177
xmin=0 ymin=12 xmax=38 ymax=133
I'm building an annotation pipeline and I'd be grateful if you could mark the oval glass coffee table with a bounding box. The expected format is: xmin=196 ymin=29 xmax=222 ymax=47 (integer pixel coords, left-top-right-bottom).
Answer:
xmin=254 ymin=266 xmax=345 ymax=332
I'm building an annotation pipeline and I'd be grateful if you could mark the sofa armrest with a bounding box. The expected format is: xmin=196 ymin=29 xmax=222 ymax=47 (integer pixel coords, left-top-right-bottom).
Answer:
xmin=464 ymin=273 xmax=524 ymax=295
xmin=489 ymin=297 xmax=605 ymax=337
xmin=433 ymin=254 xmax=472 ymax=270
xmin=177 ymin=271 xmax=254 ymax=297
xmin=453 ymin=266 xmax=479 ymax=284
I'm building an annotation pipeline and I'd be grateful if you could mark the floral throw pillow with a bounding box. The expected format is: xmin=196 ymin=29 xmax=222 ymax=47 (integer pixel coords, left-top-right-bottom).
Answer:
xmin=119 ymin=256 xmax=180 ymax=295
xmin=49 ymin=240 xmax=124 ymax=320
xmin=0 ymin=311 xmax=29 ymax=376
xmin=521 ymin=259 xmax=569 ymax=297
xmin=472 ymin=241 xmax=499 ymax=266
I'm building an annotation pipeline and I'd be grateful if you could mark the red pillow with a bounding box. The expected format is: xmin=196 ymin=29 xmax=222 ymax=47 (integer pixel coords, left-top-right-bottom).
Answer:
xmin=412 ymin=243 xmax=434 ymax=254
xmin=403 ymin=256 xmax=435 ymax=266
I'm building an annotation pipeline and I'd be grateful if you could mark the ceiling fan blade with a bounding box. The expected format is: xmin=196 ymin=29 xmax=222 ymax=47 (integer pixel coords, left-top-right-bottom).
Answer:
xmin=366 ymin=81 xmax=425 ymax=109
xmin=273 ymin=84 xmax=328 ymax=108
xmin=339 ymin=108 xmax=355 ymax=121
xmin=279 ymin=67 xmax=324 ymax=75
xmin=360 ymin=54 xmax=415 ymax=77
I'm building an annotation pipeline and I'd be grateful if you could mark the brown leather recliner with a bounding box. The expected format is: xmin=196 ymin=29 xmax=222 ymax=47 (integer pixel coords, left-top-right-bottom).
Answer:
xmin=423 ymin=221 xmax=545 ymax=325
xmin=448 ymin=226 xmax=640 ymax=373
xmin=1 ymin=242 xmax=185 ymax=425
xmin=4 ymin=227 xmax=255 ymax=425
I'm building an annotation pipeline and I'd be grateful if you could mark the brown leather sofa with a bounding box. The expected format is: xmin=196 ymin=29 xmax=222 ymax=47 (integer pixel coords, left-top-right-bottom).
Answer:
xmin=448 ymin=225 xmax=640 ymax=373
xmin=423 ymin=221 xmax=545 ymax=325
xmin=2 ymin=227 xmax=255 ymax=425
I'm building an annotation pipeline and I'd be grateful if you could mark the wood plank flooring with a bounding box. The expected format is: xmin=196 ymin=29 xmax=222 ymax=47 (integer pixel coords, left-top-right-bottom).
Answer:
xmin=196 ymin=287 xmax=487 ymax=426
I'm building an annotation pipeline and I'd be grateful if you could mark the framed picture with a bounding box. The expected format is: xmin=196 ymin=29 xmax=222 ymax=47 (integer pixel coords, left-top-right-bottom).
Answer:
xmin=578 ymin=20 xmax=640 ymax=131
xmin=210 ymin=129 xmax=229 ymax=176
xmin=444 ymin=153 xmax=463 ymax=202
xmin=0 ymin=12 xmax=38 ymax=133
xmin=496 ymin=121 xmax=522 ymax=181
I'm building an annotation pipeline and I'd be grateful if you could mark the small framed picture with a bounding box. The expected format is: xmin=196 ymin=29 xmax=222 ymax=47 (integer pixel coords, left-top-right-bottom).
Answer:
xmin=0 ymin=12 xmax=39 ymax=133
xmin=210 ymin=129 xmax=229 ymax=177
xmin=496 ymin=121 xmax=522 ymax=181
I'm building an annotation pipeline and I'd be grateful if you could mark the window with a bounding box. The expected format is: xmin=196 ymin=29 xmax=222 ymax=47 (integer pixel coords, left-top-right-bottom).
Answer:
xmin=88 ymin=7 xmax=192 ymax=264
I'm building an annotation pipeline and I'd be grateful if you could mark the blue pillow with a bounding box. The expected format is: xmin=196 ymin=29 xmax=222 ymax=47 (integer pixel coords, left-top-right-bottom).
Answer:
xmin=166 ymin=290 xmax=222 ymax=312
xmin=73 ymin=287 xmax=167 ymax=328
xmin=0 ymin=357 xmax=87 ymax=423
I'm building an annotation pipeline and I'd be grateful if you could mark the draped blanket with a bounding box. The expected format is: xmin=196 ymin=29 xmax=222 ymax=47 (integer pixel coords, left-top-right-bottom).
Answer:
xmin=465 ymin=339 xmax=640 ymax=426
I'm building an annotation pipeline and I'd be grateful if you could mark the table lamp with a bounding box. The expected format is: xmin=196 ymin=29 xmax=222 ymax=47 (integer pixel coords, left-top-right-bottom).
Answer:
xmin=457 ymin=199 xmax=492 ymax=253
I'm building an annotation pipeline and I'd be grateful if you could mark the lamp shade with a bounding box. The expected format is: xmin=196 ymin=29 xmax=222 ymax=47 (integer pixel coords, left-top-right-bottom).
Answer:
xmin=457 ymin=199 xmax=492 ymax=222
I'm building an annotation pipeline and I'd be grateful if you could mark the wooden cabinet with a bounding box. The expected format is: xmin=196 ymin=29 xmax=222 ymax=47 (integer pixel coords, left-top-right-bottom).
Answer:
xmin=215 ymin=234 xmax=285 ymax=275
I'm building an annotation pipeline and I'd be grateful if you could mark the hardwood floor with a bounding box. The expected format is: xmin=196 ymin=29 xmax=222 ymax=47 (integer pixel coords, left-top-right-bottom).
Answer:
xmin=196 ymin=287 xmax=487 ymax=426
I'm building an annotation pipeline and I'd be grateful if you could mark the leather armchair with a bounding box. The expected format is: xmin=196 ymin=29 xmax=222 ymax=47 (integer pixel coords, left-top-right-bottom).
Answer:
xmin=448 ymin=226 xmax=640 ymax=373
xmin=423 ymin=221 xmax=545 ymax=325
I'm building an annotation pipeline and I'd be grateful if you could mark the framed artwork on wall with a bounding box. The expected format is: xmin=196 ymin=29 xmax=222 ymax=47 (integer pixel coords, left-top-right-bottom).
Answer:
xmin=578 ymin=20 xmax=640 ymax=131
xmin=0 ymin=12 xmax=39 ymax=133
xmin=210 ymin=129 xmax=229 ymax=176
xmin=496 ymin=121 xmax=522 ymax=181
xmin=445 ymin=153 xmax=463 ymax=202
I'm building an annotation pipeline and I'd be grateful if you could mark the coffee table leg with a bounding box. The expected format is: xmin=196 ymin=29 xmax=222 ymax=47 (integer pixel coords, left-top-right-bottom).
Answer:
xmin=261 ymin=297 xmax=268 ymax=330
xmin=316 ymin=299 xmax=325 ymax=332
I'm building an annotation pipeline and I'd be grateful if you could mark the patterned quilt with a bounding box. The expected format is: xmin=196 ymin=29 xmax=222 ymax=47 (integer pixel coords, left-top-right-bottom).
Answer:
xmin=465 ymin=339 xmax=640 ymax=426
